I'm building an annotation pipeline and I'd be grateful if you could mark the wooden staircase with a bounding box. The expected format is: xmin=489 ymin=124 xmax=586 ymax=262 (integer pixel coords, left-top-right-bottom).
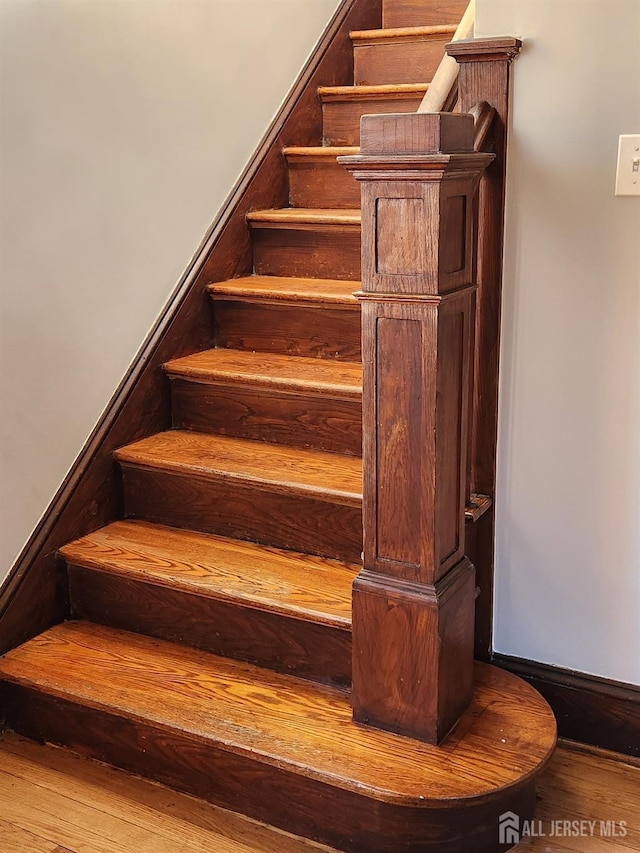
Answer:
xmin=0 ymin=2 xmax=556 ymax=851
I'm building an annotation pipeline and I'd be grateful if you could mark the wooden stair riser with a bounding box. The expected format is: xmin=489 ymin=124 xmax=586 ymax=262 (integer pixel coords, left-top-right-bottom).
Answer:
xmin=120 ymin=465 xmax=362 ymax=563
xmin=287 ymin=153 xmax=360 ymax=208
xmin=170 ymin=378 xmax=362 ymax=456
xmin=251 ymin=224 xmax=361 ymax=280
xmin=353 ymin=30 xmax=455 ymax=86
xmin=68 ymin=566 xmax=352 ymax=686
xmin=321 ymin=88 xmax=427 ymax=146
xmin=212 ymin=299 xmax=361 ymax=360
xmin=382 ymin=0 xmax=468 ymax=28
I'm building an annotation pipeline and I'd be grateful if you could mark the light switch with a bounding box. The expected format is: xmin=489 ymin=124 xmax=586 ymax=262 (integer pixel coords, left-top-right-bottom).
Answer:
xmin=615 ymin=134 xmax=640 ymax=196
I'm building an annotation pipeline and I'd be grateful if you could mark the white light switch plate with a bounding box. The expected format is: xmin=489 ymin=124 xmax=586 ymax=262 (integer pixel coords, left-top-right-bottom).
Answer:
xmin=615 ymin=134 xmax=640 ymax=196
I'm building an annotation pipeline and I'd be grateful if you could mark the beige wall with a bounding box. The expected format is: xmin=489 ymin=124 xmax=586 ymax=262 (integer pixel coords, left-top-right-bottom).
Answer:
xmin=476 ymin=0 xmax=640 ymax=683
xmin=0 ymin=0 xmax=340 ymax=579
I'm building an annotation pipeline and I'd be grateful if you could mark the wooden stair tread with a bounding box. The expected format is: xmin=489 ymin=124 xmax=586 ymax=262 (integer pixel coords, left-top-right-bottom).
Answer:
xmin=164 ymin=349 xmax=362 ymax=397
xmin=0 ymin=621 xmax=556 ymax=805
xmin=318 ymin=83 xmax=429 ymax=99
xmin=60 ymin=520 xmax=356 ymax=628
xmin=208 ymin=276 xmax=359 ymax=306
xmin=284 ymin=146 xmax=359 ymax=158
xmin=247 ymin=209 xmax=361 ymax=228
xmin=115 ymin=431 xmax=362 ymax=506
xmin=350 ymin=24 xmax=457 ymax=42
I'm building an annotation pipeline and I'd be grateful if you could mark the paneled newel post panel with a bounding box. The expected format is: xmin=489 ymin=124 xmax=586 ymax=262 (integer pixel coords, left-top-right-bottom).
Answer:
xmin=340 ymin=114 xmax=493 ymax=744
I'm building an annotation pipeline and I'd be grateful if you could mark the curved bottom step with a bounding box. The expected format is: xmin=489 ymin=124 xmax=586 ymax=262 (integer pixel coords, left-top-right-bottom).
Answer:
xmin=0 ymin=622 xmax=557 ymax=853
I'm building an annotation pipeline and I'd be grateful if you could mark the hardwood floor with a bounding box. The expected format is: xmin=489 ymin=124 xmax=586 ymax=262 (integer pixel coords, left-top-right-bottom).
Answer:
xmin=0 ymin=735 xmax=638 ymax=853
xmin=512 ymin=743 xmax=640 ymax=852
xmin=0 ymin=732 xmax=334 ymax=853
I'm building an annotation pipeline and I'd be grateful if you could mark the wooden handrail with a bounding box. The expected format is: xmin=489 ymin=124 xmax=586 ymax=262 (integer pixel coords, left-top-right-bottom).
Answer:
xmin=471 ymin=101 xmax=496 ymax=151
xmin=418 ymin=0 xmax=474 ymax=113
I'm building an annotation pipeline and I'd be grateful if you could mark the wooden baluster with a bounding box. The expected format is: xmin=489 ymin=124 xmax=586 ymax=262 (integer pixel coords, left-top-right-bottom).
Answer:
xmin=446 ymin=38 xmax=522 ymax=659
xmin=340 ymin=113 xmax=493 ymax=743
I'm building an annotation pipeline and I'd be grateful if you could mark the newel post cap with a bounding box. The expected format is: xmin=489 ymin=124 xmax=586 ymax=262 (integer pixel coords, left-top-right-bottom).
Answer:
xmin=359 ymin=112 xmax=474 ymax=157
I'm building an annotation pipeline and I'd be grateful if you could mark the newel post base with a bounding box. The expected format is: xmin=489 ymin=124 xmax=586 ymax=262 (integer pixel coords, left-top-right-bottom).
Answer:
xmin=340 ymin=112 xmax=493 ymax=744
xmin=352 ymin=560 xmax=476 ymax=743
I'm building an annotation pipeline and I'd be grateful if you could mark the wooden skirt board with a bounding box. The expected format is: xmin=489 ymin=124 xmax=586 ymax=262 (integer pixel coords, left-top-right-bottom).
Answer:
xmin=0 ymin=621 xmax=557 ymax=853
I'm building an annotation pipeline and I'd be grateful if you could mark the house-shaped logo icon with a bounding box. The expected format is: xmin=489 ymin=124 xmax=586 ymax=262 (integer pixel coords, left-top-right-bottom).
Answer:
xmin=499 ymin=811 xmax=520 ymax=845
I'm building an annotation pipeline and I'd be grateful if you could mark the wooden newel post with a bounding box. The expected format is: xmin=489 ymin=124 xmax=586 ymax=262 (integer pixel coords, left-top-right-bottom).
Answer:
xmin=340 ymin=113 xmax=493 ymax=744
xmin=447 ymin=39 xmax=523 ymax=660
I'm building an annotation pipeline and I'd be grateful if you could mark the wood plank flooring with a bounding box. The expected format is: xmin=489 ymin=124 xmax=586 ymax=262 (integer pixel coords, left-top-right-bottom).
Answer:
xmin=1 ymin=735 xmax=638 ymax=853
xmin=0 ymin=733 xmax=334 ymax=853
xmin=513 ymin=743 xmax=640 ymax=852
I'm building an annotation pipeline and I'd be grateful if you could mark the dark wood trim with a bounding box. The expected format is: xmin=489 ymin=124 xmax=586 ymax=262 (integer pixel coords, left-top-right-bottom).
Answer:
xmin=493 ymin=654 xmax=640 ymax=758
xmin=0 ymin=0 xmax=382 ymax=655
xmin=446 ymin=37 xmax=522 ymax=660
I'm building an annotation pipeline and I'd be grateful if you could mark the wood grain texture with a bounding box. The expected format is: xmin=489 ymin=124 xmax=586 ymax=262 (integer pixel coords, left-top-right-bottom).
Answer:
xmin=446 ymin=36 xmax=522 ymax=657
xmin=342 ymin=112 xmax=492 ymax=742
xmin=0 ymin=621 xmax=556 ymax=801
xmin=350 ymin=175 xmax=489 ymax=300
xmin=435 ymin=298 xmax=469 ymax=568
xmin=319 ymin=84 xmax=428 ymax=145
xmin=3 ymin=734 xmax=638 ymax=853
xmin=0 ymin=733 xmax=339 ymax=853
xmin=0 ymin=820 xmax=60 ymax=853
xmin=353 ymin=199 xmax=481 ymax=579
xmin=121 ymin=467 xmax=362 ymax=563
xmin=0 ymin=17 xmax=560 ymax=853
xmin=61 ymin=521 xmax=356 ymax=627
xmin=0 ymin=0 xmax=383 ymax=654
xmin=69 ymin=568 xmax=353 ymax=686
xmin=115 ymin=432 xmax=363 ymax=562
xmin=164 ymin=348 xmax=362 ymax=396
xmin=209 ymin=276 xmax=360 ymax=359
xmin=165 ymin=349 xmax=362 ymax=453
xmin=169 ymin=379 xmax=362 ymax=456
xmin=247 ymin=208 xmax=361 ymax=227
xmin=359 ymin=110 xmax=474 ymax=155
xmin=374 ymin=315 xmax=424 ymax=566
xmin=0 ymin=622 xmax=556 ymax=852
xmin=352 ymin=561 xmax=476 ymax=743
xmin=285 ymin=147 xmax=361 ymax=208
xmin=213 ymin=300 xmax=361 ymax=360
xmin=513 ymin=742 xmax=640 ymax=852
xmin=382 ymin=0 xmax=468 ymax=28
xmin=352 ymin=24 xmax=459 ymax=39
xmin=115 ymin=431 xmax=362 ymax=505
xmin=62 ymin=522 xmax=356 ymax=684
xmin=208 ymin=275 xmax=360 ymax=306
xmin=352 ymin=26 xmax=456 ymax=86
xmin=250 ymin=219 xmax=361 ymax=281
